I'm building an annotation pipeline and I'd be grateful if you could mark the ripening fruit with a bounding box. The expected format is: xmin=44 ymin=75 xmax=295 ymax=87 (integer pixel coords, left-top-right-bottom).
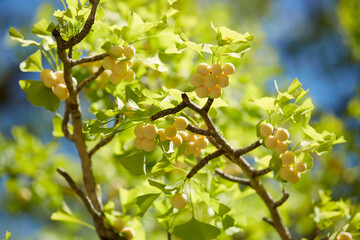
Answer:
xmin=275 ymin=141 xmax=288 ymax=154
xmin=54 ymin=71 xmax=65 ymax=84
xmin=112 ymin=218 xmax=125 ymax=233
xmin=209 ymin=86 xmax=222 ymax=98
xmin=186 ymin=142 xmax=196 ymax=155
xmin=204 ymin=74 xmax=218 ymax=88
xmin=143 ymin=124 xmax=158 ymax=140
xmin=218 ymin=74 xmax=230 ymax=88
xmin=196 ymin=63 xmax=210 ymax=76
xmin=134 ymin=124 xmax=145 ymax=138
xmin=279 ymin=165 xmax=293 ymax=181
xmin=186 ymin=133 xmax=196 ymax=142
xmin=141 ymin=138 xmax=156 ymax=152
xmin=259 ymin=123 xmax=274 ymax=138
xmin=264 ymin=136 xmax=278 ymax=149
xmin=194 ymin=147 xmax=202 ymax=157
xmin=171 ymin=134 xmax=183 ymax=147
xmin=40 ymin=69 xmax=52 ymax=82
xmin=110 ymin=73 xmax=123 ymax=85
xmin=174 ymin=117 xmax=188 ymax=131
xmin=210 ymin=63 xmax=222 ymax=75
xmin=178 ymin=131 xmax=188 ymax=142
xmin=196 ymin=85 xmax=209 ymax=98
xmin=121 ymin=227 xmax=136 ymax=240
xmin=171 ymin=193 xmax=187 ymax=210
xmin=275 ymin=128 xmax=289 ymax=141
xmin=110 ymin=45 xmax=124 ymax=58
xmin=134 ymin=137 xmax=143 ymax=150
xmin=113 ymin=61 xmax=129 ymax=75
xmin=195 ymin=136 xmax=209 ymax=149
xmin=43 ymin=71 xmax=58 ymax=88
xmin=123 ymin=45 xmax=136 ymax=58
xmin=294 ymin=161 xmax=307 ymax=172
xmin=337 ymin=232 xmax=352 ymax=240
xmin=165 ymin=125 xmax=177 ymax=138
xmin=103 ymin=56 xmax=115 ymax=70
xmin=222 ymin=63 xmax=235 ymax=75
xmin=52 ymin=83 xmax=69 ymax=100
xmin=287 ymin=170 xmax=300 ymax=184
xmin=127 ymin=60 xmax=133 ymax=67
xmin=124 ymin=70 xmax=135 ymax=82
xmin=281 ymin=151 xmax=296 ymax=165
xmin=190 ymin=73 xmax=204 ymax=87
xmin=158 ymin=129 xmax=168 ymax=141
xmin=18 ymin=188 xmax=32 ymax=202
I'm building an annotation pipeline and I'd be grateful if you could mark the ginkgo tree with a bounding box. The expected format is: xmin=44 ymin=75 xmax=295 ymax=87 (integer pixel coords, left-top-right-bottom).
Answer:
xmin=7 ymin=0 xmax=358 ymax=239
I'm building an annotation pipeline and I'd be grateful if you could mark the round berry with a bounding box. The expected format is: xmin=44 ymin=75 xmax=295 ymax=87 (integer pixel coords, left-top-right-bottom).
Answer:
xmin=143 ymin=124 xmax=158 ymax=140
xmin=259 ymin=123 xmax=274 ymax=138
xmin=134 ymin=124 xmax=145 ymax=138
xmin=195 ymin=136 xmax=209 ymax=149
xmin=186 ymin=142 xmax=196 ymax=155
xmin=194 ymin=147 xmax=202 ymax=157
xmin=195 ymin=85 xmax=209 ymax=98
xmin=196 ymin=63 xmax=210 ymax=76
xmin=209 ymin=86 xmax=222 ymax=98
xmin=222 ymin=63 xmax=235 ymax=75
xmin=174 ymin=117 xmax=188 ymax=131
xmin=113 ymin=61 xmax=129 ymax=75
xmin=186 ymin=134 xmax=196 ymax=142
xmin=178 ymin=131 xmax=188 ymax=142
xmin=204 ymin=74 xmax=218 ymax=88
xmin=171 ymin=193 xmax=187 ymax=210
xmin=42 ymin=70 xmax=57 ymax=88
xmin=275 ymin=141 xmax=288 ymax=154
xmin=171 ymin=134 xmax=183 ymax=147
xmin=210 ymin=63 xmax=222 ymax=75
xmin=158 ymin=129 xmax=168 ymax=141
xmin=294 ymin=161 xmax=307 ymax=172
xmin=281 ymin=151 xmax=296 ymax=165
xmin=123 ymin=45 xmax=136 ymax=58
xmin=121 ymin=227 xmax=136 ymax=239
xmin=54 ymin=71 xmax=65 ymax=84
xmin=287 ymin=171 xmax=300 ymax=184
xmin=337 ymin=232 xmax=352 ymax=240
xmin=103 ymin=56 xmax=115 ymax=70
xmin=110 ymin=72 xmax=123 ymax=85
xmin=218 ymin=74 xmax=230 ymax=88
xmin=123 ymin=70 xmax=135 ymax=82
xmin=141 ymin=138 xmax=156 ymax=152
xmin=275 ymin=128 xmax=289 ymax=141
xmin=134 ymin=137 xmax=143 ymax=150
xmin=110 ymin=45 xmax=124 ymax=58
xmin=264 ymin=136 xmax=278 ymax=149
xmin=113 ymin=218 xmax=125 ymax=233
xmin=190 ymin=73 xmax=204 ymax=87
xmin=165 ymin=125 xmax=177 ymax=138
xmin=279 ymin=165 xmax=293 ymax=181
xmin=52 ymin=83 xmax=69 ymax=100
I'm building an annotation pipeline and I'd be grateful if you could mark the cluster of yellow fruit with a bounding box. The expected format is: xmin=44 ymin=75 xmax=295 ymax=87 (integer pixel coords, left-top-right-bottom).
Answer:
xmin=190 ymin=62 xmax=235 ymax=99
xmin=40 ymin=69 xmax=75 ymax=100
xmin=259 ymin=123 xmax=307 ymax=184
xmin=134 ymin=124 xmax=158 ymax=152
xmin=102 ymin=45 xmax=136 ymax=85
xmin=112 ymin=218 xmax=135 ymax=239
xmin=171 ymin=192 xmax=188 ymax=210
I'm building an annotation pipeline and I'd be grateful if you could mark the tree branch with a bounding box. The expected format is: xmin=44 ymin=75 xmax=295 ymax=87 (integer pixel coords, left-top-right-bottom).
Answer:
xmin=215 ymin=170 xmax=252 ymax=186
xmin=186 ymin=124 xmax=211 ymax=136
xmin=263 ymin=217 xmax=274 ymax=227
xmin=235 ymin=140 xmax=261 ymax=157
xmin=253 ymin=167 xmax=272 ymax=178
xmin=62 ymin=101 xmax=74 ymax=141
xmin=202 ymin=98 xmax=214 ymax=112
xmin=273 ymin=190 xmax=289 ymax=208
xmin=187 ymin=149 xmax=225 ymax=178
xmin=150 ymin=101 xmax=187 ymax=121
xmin=76 ymin=66 xmax=105 ymax=93
xmin=71 ymin=53 xmax=108 ymax=66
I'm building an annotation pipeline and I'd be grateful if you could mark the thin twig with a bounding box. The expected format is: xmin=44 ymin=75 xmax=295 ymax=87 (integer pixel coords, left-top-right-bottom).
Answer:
xmin=71 ymin=53 xmax=108 ymax=66
xmin=215 ymin=170 xmax=252 ymax=186
xmin=187 ymin=149 xmax=225 ymax=178
xmin=62 ymin=101 xmax=74 ymax=141
xmin=202 ymin=98 xmax=214 ymax=112
xmin=263 ymin=217 xmax=275 ymax=227
xmin=235 ymin=140 xmax=261 ymax=157
xmin=253 ymin=167 xmax=272 ymax=178
xmin=186 ymin=124 xmax=211 ymax=136
xmin=273 ymin=190 xmax=289 ymax=208
xmin=150 ymin=101 xmax=187 ymax=121
xmin=76 ymin=66 xmax=105 ymax=93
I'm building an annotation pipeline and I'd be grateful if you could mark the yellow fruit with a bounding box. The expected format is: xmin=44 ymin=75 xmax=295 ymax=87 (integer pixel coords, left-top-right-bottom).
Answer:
xmin=123 ymin=70 xmax=135 ymax=82
xmin=195 ymin=85 xmax=209 ymax=98
xmin=110 ymin=73 xmax=123 ymax=85
xmin=218 ymin=74 xmax=230 ymax=88
xmin=165 ymin=125 xmax=177 ymax=138
xmin=102 ymin=56 xmax=115 ymax=70
xmin=127 ymin=60 xmax=133 ymax=67
xmin=190 ymin=73 xmax=204 ymax=87
xmin=204 ymin=74 xmax=218 ymax=88
xmin=143 ymin=124 xmax=158 ymax=140
xmin=195 ymin=136 xmax=209 ymax=149
xmin=287 ymin=170 xmax=300 ymax=184
xmin=186 ymin=133 xmax=196 ymax=142
xmin=209 ymin=86 xmax=222 ymax=98
xmin=134 ymin=124 xmax=145 ymax=138
xmin=275 ymin=141 xmax=288 ymax=154
xmin=110 ymin=45 xmax=124 ymax=58
xmin=178 ymin=131 xmax=188 ymax=142
xmin=337 ymin=232 xmax=352 ymax=240
xmin=294 ymin=161 xmax=307 ymax=172
xmin=54 ymin=71 xmax=65 ymax=84
xmin=113 ymin=61 xmax=129 ymax=75
xmin=123 ymin=45 xmax=136 ymax=58
xmin=41 ymin=70 xmax=57 ymax=88
xmin=158 ymin=129 xmax=168 ymax=141
xmin=279 ymin=166 xmax=293 ymax=181
xmin=281 ymin=151 xmax=296 ymax=165
xmin=196 ymin=63 xmax=210 ymax=76
xmin=194 ymin=147 xmax=202 ymax=157
xmin=174 ymin=117 xmax=188 ymax=131
xmin=259 ymin=123 xmax=274 ymax=138
xmin=141 ymin=138 xmax=156 ymax=152
xmin=264 ymin=136 xmax=278 ymax=149
xmin=210 ymin=63 xmax=222 ymax=75
xmin=222 ymin=63 xmax=235 ymax=75
xmin=275 ymin=128 xmax=289 ymax=141
xmin=171 ymin=134 xmax=183 ymax=147
xmin=113 ymin=218 xmax=125 ymax=233
xmin=186 ymin=142 xmax=197 ymax=155
xmin=52 ymin=83 xmax=69 ymax=100
xmin=171 ymin=193 xmax=187 ymax=210
xmin=134 ymin=137 xmax=143 ymax=150
xmin=121 ymin=227 xmax=136 ymax=239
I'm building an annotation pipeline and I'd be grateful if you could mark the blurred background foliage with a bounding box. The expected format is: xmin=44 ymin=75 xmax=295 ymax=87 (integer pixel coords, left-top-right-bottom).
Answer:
xmin=0 ymin=0 xmax=359 ymax=239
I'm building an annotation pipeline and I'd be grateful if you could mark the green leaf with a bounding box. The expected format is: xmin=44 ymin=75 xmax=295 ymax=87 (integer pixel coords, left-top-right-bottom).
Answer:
xmin=142 ymin=53 xmax=168 ymax=72
xmin=286 ymin=78 xmax=302 ymax=94
xmin=172 ymin=217 xmax=221 ymax=240
xmin=5 ymin=231 xmax=11 ymax=240
xmin=32 ymin=19 xmax=50 ymax=36
xmin=250 ymin=96 xmax=276 ymax=112
xmin=222 ymin=215 xmax=235 ymax=230
xmin=9 ymin=27 xmax=24 ymax=39
xmin=120 ymin=151 xmax=146 ymax=175
xmin=211 ymin=23 xmax=248 ymax=45
xmin=9 ymin=27 xmax=40 ymax=47
xmin=148 ymin=179 xmax=175 ymax=194
xmin=19 ymin=50 xmax=42 ymax=72
xmin=135 ymin=193 xmax=161 ymax=217
xmin=19 ymin=80 xmax=60 ymax=112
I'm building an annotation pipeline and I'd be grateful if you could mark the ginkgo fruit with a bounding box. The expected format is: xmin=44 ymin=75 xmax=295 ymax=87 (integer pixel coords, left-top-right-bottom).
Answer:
xmin=194 ymin=147 xmax=202 ymax=157
xmin=287 ymin=171 xmax=300 ymax=184
xmin=279 ymin=166 xmax=293 ymax=181
xmin=158 ymin=129 xmax=168 ymax=141
xmin=110 ymin=73 xmax=122 ymax=85
xmin=186 ymin=133 xmax=197 ymax=142
xmin=174 ymin=117 xmax=188 ymax=131
xmin=275 ymin=141 xmax=288 ymax=154
xmin=196 ymin=85 xmax=209 ymax=98
xmin=121 ymin=227 xmax=136 ymax=239
xmin=204 ymin=74 xmax=218 ymax=88
xmin=210 ymin=63 xmax=222 ymax=75
xmin=195 ymin=136 xmax=209 ymax=149
xmin=134 ymin=124 xmax=145 ymax=138
xmin=178 ymin=131 xmax=188 ymax=141
xmin=209 ymin=86 xmax=222 ymax=98
xmin=123 ymin=45 xmax=136 ymax=58
xmin=171 ymin=134 xmax=183 ymax=147
xmin=264 ymin=136 xmax=278 ymax=149
xmin=196 ymin=63 xmax=210 ymax=76
xmin=294 ymin=161 xmax=307 ymax=172
xmin=110 ymin=45 xmax=124 ymax=58
xmin=52 ymin=83 xmax=69 ymax=100
xmin=171 ymin=193 xmax=187 ymax=210
xmin=275 ymin=128 xmax=289 ymax=141
xmin=259 ymin=123 xmax=274 ymax=138
xmin=141 ymin=138 xmax=156 ymax=152
xmin=54 ymin=71 xmax=65 ymax=84
xmin=41 ymin=69 xmax=57 ymax=88
xmin=222 ymin=63 xmax=235 ymax=75
xmin=281 ymin=151 xmax=296 ymax=165
xmin=113 ymin=61 xmax=129 ymax=75
xmin=103 ymin=56 xmax=115 ymax=70
xmin=143 ymin=124 xmax=158 ymax=140
xmin=337 ymin=232 xmax=352 ymax=240
xmin=124 ymin=70 xmax=135 ymax=82
xmin=165 ymin=125 xmax=177 ymax=138
xmin=190 ymin=73 xmax=204 ymax=87
xmin=134 ymin=137 xmax=143 ymax=150
xmin=218 ymin=74 xmax=230 ymax=88
xmin=186 ymin=142 xmax=197 ymax=155
xmin=113 ymin=218 xmax=125 ymax=233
